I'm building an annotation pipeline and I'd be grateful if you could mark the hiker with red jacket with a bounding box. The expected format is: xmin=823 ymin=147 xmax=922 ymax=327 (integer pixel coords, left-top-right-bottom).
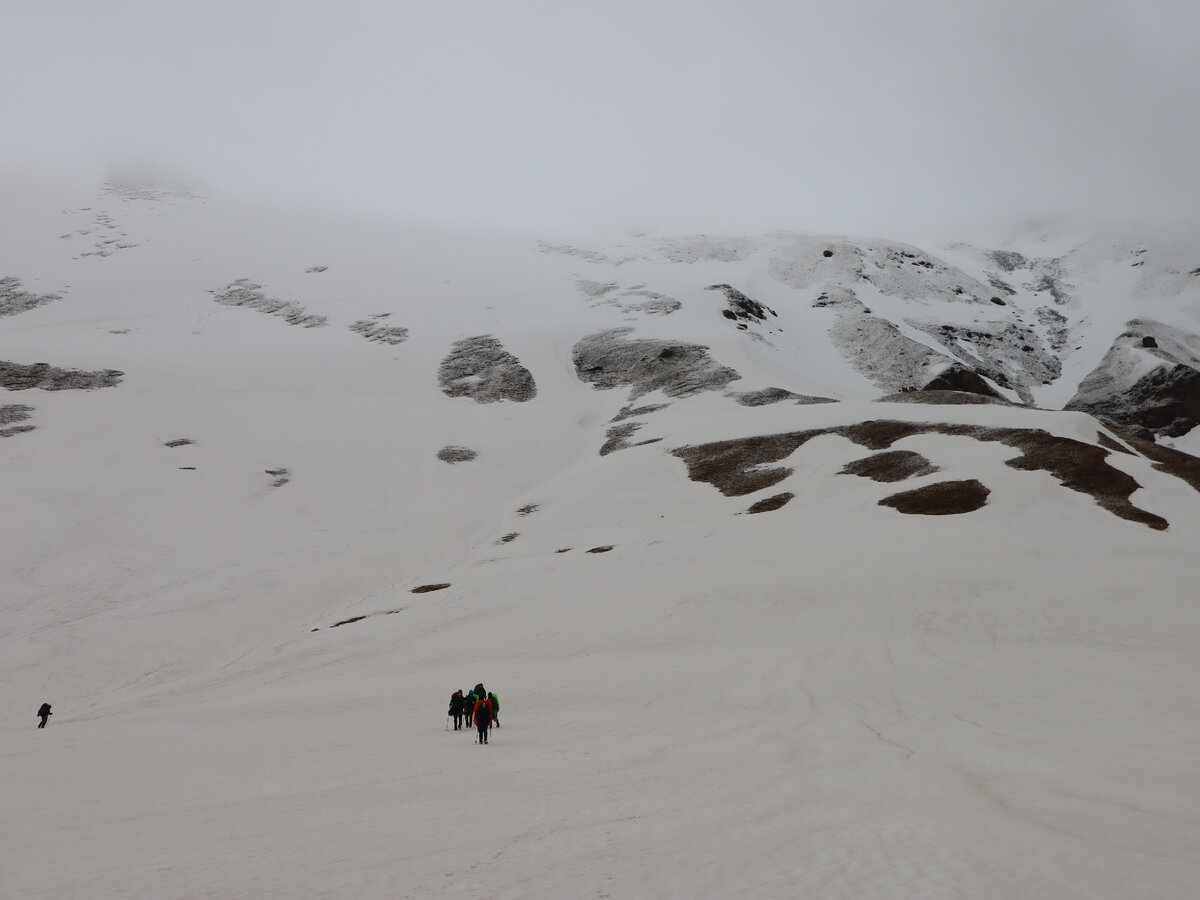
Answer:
xmin=448 ymin=690 xmax=466 ymax=730
xmin=473 ymin=693 xmax=493 ymax=744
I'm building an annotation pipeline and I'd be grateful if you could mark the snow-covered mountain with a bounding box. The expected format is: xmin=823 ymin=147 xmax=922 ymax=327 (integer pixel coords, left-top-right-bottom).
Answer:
xmin=4 ymin=181 xmax=1200 ymax=899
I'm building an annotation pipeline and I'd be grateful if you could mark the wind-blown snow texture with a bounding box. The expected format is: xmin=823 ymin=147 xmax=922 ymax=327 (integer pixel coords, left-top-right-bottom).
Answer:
xmin=4 ymin=182 xmax=1200 ymax=899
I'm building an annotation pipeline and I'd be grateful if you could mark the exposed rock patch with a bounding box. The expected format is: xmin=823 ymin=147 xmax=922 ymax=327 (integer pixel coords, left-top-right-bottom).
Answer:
xmin=0 ymin=277 xmax=62 ymax=317
xmin=746 ymin=492 xmax=794 ymax=514
xmin=411 ymin=583 xmax=451 ymax=593
xmin=265 ymin=468 xmax=290 ymax=487
xmin=707 ymin=284 xmax=777 ymax=327
xmin=572 ymin=328 xmax=740 ymax=400
xmin=439 ymin=335 xmax=537 ymax=403
xmin=438 ymin=446 xmax=478 ymax=464
xmin=517 ymin=504 xmax=540 ymax=517
xmin=841 ymin=450 xmax=939 ymax=483
xmin=350 ymin=315 xmax=409 ymax=345
xmin=498 ymin=532 xmax=519 ymax=544
xmin=213 ymin=279 xmax=328 ymax=328
xmin=879 ymin=479 xmax=990 ymax=516
xmin=164 ymin=438 xmax=195 ymax=448
xmin=586 ymin=545 xmax=614 ymax=553
xmin=0 ymin=361 xmax=123 ymax=391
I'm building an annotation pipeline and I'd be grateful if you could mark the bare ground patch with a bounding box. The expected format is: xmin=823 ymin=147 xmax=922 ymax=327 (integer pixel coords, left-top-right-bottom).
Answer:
xmin=746 ymin=492 xmax=794 ymax=514
xmin=412 ymin=583 xmax=451 ymax=593
xmin=879 ymin=479 xmax=990 ymax=516
xmin=673 ymin=419 xmax=1177 ymax=529
xmin=840 ymin=450 xmax=939 ymax=483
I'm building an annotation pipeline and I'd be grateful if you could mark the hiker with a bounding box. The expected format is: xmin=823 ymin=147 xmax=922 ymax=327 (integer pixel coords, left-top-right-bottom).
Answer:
xmin=463 ymin=691 xmax=477 ymax=725
xmin=487 ymin=692 xmax=500 ymax=727
xmin=473 ymin=683 xmax=486 ymax=701
xmin=473 ymin=694 xmax=493 ymax=744
xmin=448 ymin=690 xmax=465 ymax=730
xmin=37 ymin=703 xmax=51 ymax=729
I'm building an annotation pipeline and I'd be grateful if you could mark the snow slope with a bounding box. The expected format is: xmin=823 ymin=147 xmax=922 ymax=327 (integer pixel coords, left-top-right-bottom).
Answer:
xmin=3 ymin=182 xmax=1200 ymax=899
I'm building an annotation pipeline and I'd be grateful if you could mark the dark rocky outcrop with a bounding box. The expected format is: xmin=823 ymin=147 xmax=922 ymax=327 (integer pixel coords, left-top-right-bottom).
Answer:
xmin=730 ymin=388 xmax=836 ymax=407
xmin=1066 ymin=321 xmax=1200 ymax=439
xmin=919 ymin=364 xmax=1004 ymax=398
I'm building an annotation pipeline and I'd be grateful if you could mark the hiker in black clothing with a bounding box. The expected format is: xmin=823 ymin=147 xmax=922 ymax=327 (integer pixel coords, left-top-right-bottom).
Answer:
xmin=448 ymin=690 xmax=466 ymax=730
xmin=473 ymin=695 xmax=492 ymax=744
xmin=37 ymin=703 xmax=52 ymax=728
xmin=473 ymin=683 xmax=486 ymax=701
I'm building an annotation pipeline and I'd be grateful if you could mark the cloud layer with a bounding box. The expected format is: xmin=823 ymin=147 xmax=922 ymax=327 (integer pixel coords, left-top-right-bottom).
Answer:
xmin=4 ymin=1 xmax=1199 ymax=236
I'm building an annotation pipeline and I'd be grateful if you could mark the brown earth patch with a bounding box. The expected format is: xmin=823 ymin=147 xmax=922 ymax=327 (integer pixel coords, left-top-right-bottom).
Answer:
xmin=673 ymin=419 xmax=1177 ymax=529
xmin=746 ymin=492 xmax=794 ymax=513
xmin=840 ymin=450 xmax=939 ymax=483
xmin=879 ymin=479 xmax=990 ymax=515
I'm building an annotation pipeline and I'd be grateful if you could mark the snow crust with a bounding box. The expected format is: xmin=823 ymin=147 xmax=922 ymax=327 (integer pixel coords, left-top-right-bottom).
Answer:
xmin=3 ymin=183 xmax=1200 ymax=898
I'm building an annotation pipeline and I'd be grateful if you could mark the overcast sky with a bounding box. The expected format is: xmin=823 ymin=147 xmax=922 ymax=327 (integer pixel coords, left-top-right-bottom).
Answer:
xmin=3 ymin=1 xmax=1199 ymax=237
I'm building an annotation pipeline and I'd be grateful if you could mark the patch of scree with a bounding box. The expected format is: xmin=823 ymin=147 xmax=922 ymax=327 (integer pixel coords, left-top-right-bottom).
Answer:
xmin=746 ymin=492 xmax=794 ymax=514
xmin=350 ymin=315 xmax=409 ymax=345
xmin=600 ymin=422 xmax=663 ymax=456
xmin=879 ymin=479 xmax=991 ymax=516
xmin=671 ymin=420 xmax=1177 ymax=530
xmin=164 ymin=438 xmax=195 ymax=448
xmin=840 ymin=450 xmax=939 ymax=483
xmin=438 ymin=446 xmax=479 ymax=464
xmin=265 ymin=468 xmax=289 ymax=487
xmin=517 ymin=504 xmax=540 ymax=517
xmin=306 ymin=266 xmax=328 ymax=273
xmin=730 ymin=388 xmax=836 ymax=407
xmin=0 ymin=277 xmax=62 ymax=317
xmin=498 ymin=533 xmax=519 ymax=544
xmin=411 ymin=583 xmax=451 ymax=593
xmin=0 ymin=361 xmax=123 ymax=391
xmin=572 ymin=328 xmax=740 ymax=400
xmin=587 ymin=546 xmax=614 ymax=553
xmin=914 ymin=321 xmax=1059 ymax=403
xmin=212 ymin=279 xmax=328 ymax=328
xmin=0 ymin=404 xmax=35 ymax=437
xmin=536 ymin=241 xmax=639 ymax=265
xmin=438 ymin=335 xmax=537 ymax=403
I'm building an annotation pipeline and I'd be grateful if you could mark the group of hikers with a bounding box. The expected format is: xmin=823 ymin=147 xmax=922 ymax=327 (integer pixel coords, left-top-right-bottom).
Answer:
xmin=448 ymin=683 xmax=499 ymax=744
